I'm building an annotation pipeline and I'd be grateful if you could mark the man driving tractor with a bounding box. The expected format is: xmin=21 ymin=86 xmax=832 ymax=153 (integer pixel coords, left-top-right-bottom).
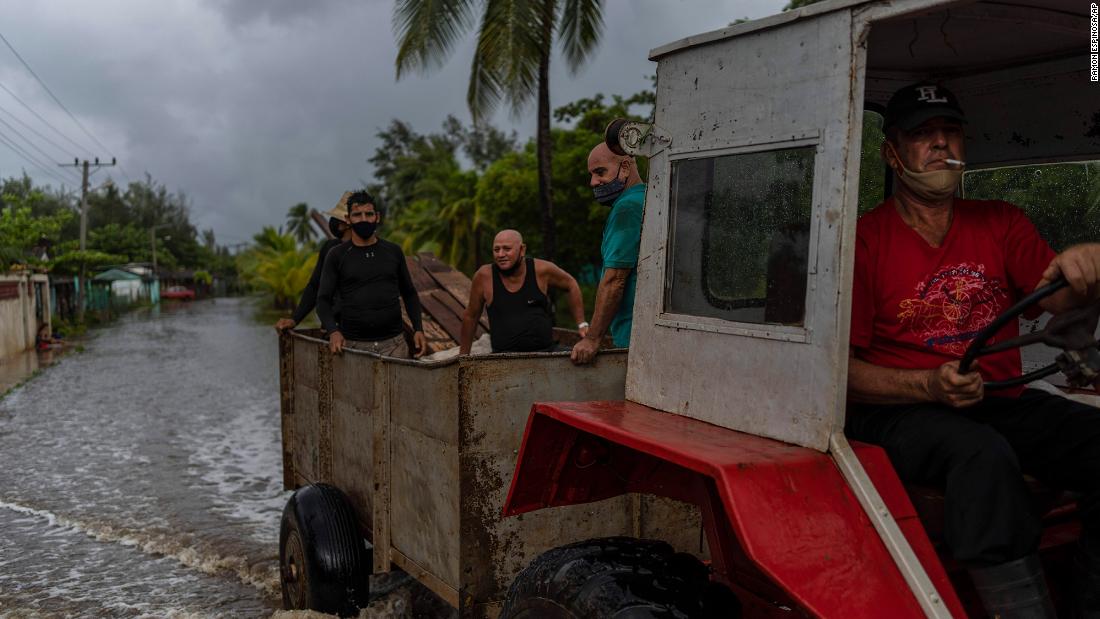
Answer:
xmin=846 ymin=83 xmax=1100 ymax=616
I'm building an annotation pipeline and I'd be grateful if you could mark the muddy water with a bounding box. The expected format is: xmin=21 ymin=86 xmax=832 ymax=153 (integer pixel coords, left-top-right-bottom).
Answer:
xmin=0 ymin=299 xmax=287 ymax=617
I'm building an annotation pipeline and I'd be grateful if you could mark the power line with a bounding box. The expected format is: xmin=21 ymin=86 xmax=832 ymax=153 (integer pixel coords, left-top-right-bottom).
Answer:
xmin=0 ymin=114 xmax=81 ymax=183
xmin=0 ymin=130 xmax=76 ymax=187
xmin=0 ymin=80 xmax=94 ymax=156
xmin=0 ymin=29 xmax=116 ymax=158
xmin=0 ymin=98 xmax=78 ymax=160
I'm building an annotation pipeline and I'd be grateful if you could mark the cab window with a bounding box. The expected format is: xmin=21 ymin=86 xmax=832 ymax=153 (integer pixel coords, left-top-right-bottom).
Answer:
xmin=667 ymin=145 xmax=815 ymax=326
xmin=963 ymin=162 xmax=1100 ymax=252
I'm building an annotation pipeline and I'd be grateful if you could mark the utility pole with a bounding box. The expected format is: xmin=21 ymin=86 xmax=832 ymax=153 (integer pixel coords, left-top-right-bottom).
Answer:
xmin=60 ymin=157 xmax=116 ymax=322
xmin=150 ymin=224 xmax=170 ymax=275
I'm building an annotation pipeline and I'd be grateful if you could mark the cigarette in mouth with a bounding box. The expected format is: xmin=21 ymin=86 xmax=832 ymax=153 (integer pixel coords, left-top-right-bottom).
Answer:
xmin=945 ymin=159 xmax=966 ymax=167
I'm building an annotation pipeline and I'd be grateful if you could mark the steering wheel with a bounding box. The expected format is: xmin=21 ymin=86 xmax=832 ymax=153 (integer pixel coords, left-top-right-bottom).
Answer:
xmin=959 ymin=278 xmax=1100 ymax=390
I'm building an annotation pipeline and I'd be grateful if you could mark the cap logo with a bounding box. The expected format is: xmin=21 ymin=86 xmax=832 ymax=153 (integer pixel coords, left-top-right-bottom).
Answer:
xmin=916 ymin=86 xmax=948 ymax=104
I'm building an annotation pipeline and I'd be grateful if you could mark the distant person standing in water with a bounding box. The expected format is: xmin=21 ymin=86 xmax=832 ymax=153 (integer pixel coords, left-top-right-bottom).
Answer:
xmin=316 ymin=191 xmax=426 ymax=358
xmin=275 ymin=196 xmax=353 ymax=333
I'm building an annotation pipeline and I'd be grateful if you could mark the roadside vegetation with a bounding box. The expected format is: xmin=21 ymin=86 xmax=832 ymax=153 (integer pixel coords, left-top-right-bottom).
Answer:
xmin=0 ymin=174 xmax=236 ymax=279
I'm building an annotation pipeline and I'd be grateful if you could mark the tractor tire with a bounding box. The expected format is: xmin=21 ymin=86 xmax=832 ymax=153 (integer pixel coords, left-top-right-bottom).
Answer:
xmin=279 ymin=483 xmax=371 ymax=616
xmin=500 ymin=537 xmax=740 ymax=619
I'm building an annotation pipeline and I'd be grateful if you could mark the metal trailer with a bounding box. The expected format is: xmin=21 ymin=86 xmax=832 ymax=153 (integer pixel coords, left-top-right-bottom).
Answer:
xmin=277 ymin=330 xmax=702 ymax=617
xmin=499 ymin=0 xmax=1100 ymax=617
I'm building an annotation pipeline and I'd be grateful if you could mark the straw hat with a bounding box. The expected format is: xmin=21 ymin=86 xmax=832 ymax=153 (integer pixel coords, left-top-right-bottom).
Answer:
xmin=323 ymin=191 xmax=352 ymax=222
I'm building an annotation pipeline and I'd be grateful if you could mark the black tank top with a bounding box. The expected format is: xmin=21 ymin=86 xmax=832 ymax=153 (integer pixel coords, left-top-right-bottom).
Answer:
xmin=487 ymin=257 xmax=554 ymax=352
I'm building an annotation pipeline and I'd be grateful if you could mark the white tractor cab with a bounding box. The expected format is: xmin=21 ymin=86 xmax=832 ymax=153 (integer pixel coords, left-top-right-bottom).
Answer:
xmin=502 ymin=0 xmax=1099 ymax=616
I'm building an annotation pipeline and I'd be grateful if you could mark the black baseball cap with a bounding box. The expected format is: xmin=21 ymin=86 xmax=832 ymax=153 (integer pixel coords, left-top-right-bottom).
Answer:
xmin=883 ymin=83 xmax=966 ymax=131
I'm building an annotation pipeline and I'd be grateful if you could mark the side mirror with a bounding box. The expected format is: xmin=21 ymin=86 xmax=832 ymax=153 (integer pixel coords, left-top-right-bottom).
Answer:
xmin=603 ymin=118 xmax=672 ymax=157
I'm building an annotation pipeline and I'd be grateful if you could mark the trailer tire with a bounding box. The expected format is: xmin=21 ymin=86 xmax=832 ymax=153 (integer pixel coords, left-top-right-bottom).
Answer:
xmin=279 ymin=483 xmax=371 ymax=616
xmin=500 ymin=537 xmax=740 ymax=618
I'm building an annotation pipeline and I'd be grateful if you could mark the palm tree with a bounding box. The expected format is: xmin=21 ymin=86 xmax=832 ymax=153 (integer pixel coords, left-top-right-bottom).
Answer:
xmin=285 ymin=202 xmax=316 ymax=245
xmin=394 ymin=0 xmax=605 ymax=262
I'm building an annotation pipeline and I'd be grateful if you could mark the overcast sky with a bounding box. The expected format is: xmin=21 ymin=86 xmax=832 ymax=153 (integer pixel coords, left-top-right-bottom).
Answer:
xmin=0 ymin=0 xmax=787 ymax=245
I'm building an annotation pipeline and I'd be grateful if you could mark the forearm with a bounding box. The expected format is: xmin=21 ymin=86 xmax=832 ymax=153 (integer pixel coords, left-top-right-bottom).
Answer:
xmin=847 ymin=355 xmax=933 ymax=405
xmin=585 ymin=272 xmax=627 ymax=340
xmin=316 ymin=294 xmax=339 ymax=333
xmin=566 ymin=282 xmax=585 ymax=325
xmin=459 ymin=312 xmax=478 ymax=354
xmin=290 ymin=282 xmax=317 ymax=324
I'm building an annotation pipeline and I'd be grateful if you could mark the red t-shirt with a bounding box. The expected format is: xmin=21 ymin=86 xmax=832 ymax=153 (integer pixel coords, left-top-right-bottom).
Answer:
xmin=851 ymin=198 xmax=1055 ymax=396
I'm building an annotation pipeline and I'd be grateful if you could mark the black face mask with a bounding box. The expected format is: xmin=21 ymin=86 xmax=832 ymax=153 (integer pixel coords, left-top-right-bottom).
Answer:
xmin=328 ymin=218 xmax=345 ymax=238
xmin=593 ymin=161 xmax=626 ymax=206
xmin=351 ymin=220 xmax=377 ymax=240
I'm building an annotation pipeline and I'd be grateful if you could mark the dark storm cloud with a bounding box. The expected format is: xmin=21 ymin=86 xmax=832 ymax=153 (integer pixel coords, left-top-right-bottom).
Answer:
xmin=0 ymin=0 xmax=785 ymax=244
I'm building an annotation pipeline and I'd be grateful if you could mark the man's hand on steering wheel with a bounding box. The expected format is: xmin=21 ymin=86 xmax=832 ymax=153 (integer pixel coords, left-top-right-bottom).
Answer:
xmin=926 ymin=360 xmax=984 ymax=408
xmin=1036 ymin=243 xmax=1100 ymax=311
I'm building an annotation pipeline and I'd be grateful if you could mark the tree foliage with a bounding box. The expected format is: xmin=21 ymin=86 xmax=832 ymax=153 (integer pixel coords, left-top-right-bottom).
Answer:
xmin=0 ymin=173 xmax=237 ymax=278
xmin=393 ymin=0 xmax=607 ymax=262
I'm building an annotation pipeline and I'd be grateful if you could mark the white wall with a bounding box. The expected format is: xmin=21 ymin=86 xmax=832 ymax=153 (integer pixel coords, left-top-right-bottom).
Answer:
xmin=0 ymin=274 xmax=51 ymax=359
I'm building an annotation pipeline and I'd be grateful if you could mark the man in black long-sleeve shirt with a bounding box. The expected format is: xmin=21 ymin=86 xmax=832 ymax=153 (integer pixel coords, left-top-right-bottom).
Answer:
xmin=317 ymin=191 xmax=426 ymax=357
xmin=275 ymin=201 xmax=352 ymax=333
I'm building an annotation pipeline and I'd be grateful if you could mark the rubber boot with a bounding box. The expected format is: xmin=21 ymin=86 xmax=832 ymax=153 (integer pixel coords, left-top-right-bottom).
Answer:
xmin=968 ymin=555 xmax=1057 ymax=619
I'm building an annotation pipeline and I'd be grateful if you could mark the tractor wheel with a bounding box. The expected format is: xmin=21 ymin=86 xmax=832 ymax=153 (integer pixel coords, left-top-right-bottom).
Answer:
xmin=500 ymin=537 xmax=740 ymax=618
xmin=279 ymin=483 xmax=371 ymax=616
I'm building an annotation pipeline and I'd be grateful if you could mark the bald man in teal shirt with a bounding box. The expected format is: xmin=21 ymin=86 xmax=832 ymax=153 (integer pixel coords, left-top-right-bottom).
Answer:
xmin=571 ymin=142 xmax=645 ymax=365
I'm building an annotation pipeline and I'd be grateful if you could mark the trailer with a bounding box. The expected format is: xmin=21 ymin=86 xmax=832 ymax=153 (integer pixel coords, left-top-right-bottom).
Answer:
xmin=277 ymin=330 xmax=702 ymax=616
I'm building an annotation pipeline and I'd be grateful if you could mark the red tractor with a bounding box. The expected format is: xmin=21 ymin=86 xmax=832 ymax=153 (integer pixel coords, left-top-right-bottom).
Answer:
xmin=498 ymin=1 xmax=1099 ymax=616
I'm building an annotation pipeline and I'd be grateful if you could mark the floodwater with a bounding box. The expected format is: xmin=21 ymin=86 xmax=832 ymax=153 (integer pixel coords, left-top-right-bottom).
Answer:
xmin=0 ymin=299 xmax=288 ymax=617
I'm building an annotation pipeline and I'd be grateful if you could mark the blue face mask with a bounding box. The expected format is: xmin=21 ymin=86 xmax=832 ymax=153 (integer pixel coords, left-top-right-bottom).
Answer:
xmin=351 ymin=220 xmax=377 ymax=240
xmin=593 ymin=161 xmax=626 ymax=206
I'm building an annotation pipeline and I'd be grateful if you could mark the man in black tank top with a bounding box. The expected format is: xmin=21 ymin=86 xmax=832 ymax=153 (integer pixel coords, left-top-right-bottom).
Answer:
xmin=460 ymin=230 xmax=588 ymax=354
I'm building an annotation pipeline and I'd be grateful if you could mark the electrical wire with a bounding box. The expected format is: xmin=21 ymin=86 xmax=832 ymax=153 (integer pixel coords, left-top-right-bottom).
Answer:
xmin=0 ymin=29 xmax=115 ymax=158
xmin=0 ymin=98 xmax=78 ymax=160
xmin=0 ymin=129 xmax=76 ymax=187
xmin=0 ymin=115 xmax=81 ymax=184
xmin=0 ymin=80 xmax=94 ymax=157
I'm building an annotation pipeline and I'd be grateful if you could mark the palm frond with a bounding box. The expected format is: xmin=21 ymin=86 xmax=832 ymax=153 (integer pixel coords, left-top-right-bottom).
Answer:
xmin=468 ymin=0 xmax=543 ymax=120
xmin=559 ymin=0 xmax=603 ymax=73
xmin=394 ymin=0 xmax=478 ymax=78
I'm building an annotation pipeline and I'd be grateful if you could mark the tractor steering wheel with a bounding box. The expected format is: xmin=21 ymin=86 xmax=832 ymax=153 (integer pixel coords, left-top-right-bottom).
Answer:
xmin=959 ymin=278 xmax=1100 ymax=390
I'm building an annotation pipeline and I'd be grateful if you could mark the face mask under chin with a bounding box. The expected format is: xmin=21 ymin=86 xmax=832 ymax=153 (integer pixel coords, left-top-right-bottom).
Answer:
xmin=887 ymin=143 xmax=963 ymax=202
xmin=896 ymin=164 xmax=963 ymax=201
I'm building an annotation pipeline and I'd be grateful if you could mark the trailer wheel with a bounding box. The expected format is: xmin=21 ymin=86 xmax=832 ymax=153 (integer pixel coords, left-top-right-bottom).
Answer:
xmin=501 ymin=537 xmax=739 ymax=618
xmin=279 ymin=483 xmax=371 ymax=616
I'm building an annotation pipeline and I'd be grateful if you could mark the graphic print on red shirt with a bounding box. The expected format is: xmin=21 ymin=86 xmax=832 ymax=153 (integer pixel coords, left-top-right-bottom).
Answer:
xmin=850 ymin=198 xmax=1055 ymax=393
xmin=897 ymin=261 xmax=1009 ymax=356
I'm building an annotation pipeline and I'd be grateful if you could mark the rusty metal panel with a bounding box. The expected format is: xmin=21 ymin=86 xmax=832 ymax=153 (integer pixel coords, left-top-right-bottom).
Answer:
xmin=292 ymin=336 xmax=319 ymax=390
xmin=391 ymin=423 xmax=461 ymax=588
xmin=386 ymin=359 xmax=461 ymax=588
xmin=292 ymin=384 xmax=319 ymax=485
xmin=279 ymin=333 xmax=296 ymax=490
xmin=331 ymin=396 xmax=374 ymax=534
xmin=627 ymin=9 xmax=859 ymax=452
xmin=390 ymin=361 xmax=460 ymax=446
xmin=457 ymin=352 xmax=671 ymax=607
xmin=639 ymin=496 xmax=706 ymax=559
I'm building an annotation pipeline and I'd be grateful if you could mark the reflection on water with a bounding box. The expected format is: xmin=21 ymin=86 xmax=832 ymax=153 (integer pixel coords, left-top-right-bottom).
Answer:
xmin=0 ymin=298 xmax=285 ymax=617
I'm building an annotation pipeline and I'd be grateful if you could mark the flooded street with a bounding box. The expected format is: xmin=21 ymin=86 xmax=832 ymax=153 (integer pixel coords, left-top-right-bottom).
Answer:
xmin=0 ymin=298 xmax=286 ymax=617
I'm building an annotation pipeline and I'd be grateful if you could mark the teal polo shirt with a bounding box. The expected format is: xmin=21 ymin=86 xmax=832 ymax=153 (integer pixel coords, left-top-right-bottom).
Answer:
xmin=601 ymin=183 xmax=645 ymax=347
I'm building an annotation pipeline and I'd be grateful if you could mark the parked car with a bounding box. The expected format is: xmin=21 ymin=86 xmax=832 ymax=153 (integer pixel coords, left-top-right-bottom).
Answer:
xmin=161 ymin=286 xmax=195 ymax=301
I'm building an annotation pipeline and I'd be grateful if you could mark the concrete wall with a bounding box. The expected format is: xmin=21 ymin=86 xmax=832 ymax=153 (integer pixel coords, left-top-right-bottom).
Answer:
xmin=0 ymin=273 xmax=51 ymax=359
